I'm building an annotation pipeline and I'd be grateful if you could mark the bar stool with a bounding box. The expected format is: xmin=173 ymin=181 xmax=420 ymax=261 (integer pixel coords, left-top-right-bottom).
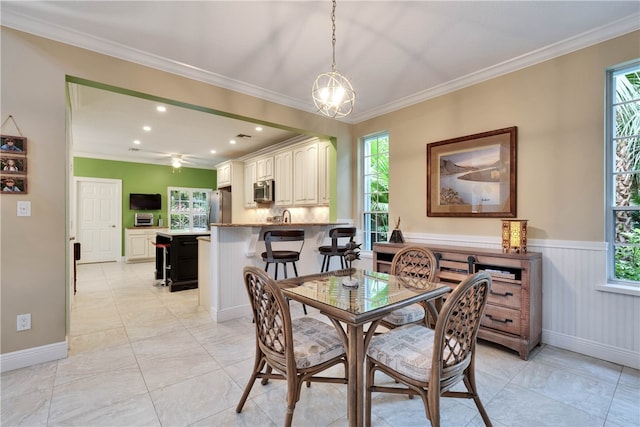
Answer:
xmin=262 ymin=229 xmax=305 ymax=279
xmin=318 ymin=227 xmax=357 ymax=272
xmin=262 ymin=229 xmax=306 ymax=314
xmin=152 ymin=241 xmax=171 ymax=287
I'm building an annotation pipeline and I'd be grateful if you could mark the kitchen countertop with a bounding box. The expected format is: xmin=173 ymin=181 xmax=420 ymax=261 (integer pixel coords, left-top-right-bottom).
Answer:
xmin=156 ymin=229 xmax=210 ymax=237
xmin=210 ymin=222 xmax=346 ymax=227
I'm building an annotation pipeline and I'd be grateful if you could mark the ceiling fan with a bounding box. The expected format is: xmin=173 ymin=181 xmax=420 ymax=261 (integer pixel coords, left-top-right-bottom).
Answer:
xmin=170 ymin=155 xmax=189 ymax=169
xmin=128 ymin=147 xmax=196 ymax=168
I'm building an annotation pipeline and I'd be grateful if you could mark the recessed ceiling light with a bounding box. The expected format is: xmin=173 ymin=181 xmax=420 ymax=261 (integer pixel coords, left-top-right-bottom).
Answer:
xmin=133 ymin=140 xmax=141 ymax=145
xmin=229 ymin=139 xmax=236 ymax=145
xmin=156 ymin=106 xmax=166 ymax=112
xmin=143 ymin=125 xmax=151 ymax=132
xmin=210 ymin=149 xmax=217 ymax=154
xmin=255 ymin=126 xmax=263 ymax=132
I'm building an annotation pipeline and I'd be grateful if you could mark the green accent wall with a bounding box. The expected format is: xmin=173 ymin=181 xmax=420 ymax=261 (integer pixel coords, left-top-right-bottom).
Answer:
xmin=74 ymin=157 xmax=217 ymax=254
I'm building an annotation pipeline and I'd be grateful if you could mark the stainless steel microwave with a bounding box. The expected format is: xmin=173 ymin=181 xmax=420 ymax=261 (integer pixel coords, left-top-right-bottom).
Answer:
xmin=253 ymin=180 xmax=274 ymax=203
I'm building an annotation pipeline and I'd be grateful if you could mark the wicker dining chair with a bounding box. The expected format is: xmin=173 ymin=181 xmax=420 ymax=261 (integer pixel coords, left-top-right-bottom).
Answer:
xmin=236 ymin=266 xmax=348 ymax=427
xmin=380 ymin=246 xmax=438 ymax=329
xmin=365 ymin=271 xmax=493 ymax=427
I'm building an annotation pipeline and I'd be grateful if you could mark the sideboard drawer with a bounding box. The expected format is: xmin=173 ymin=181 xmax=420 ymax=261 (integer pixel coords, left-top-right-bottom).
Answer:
xmin=481 ymin=305 xmax=521 ymax=335
xmin=487 ymin=281 xmax=521 ymax=310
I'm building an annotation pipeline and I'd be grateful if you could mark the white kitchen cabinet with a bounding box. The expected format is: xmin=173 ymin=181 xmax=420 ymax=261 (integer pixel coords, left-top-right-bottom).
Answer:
xmin=274 ymin=150 xmax=293 ymax=206
xmin=293 ymin=141 xmax=318 ymax=205
xmin=125 ymin=228 xmax=166 ymax=262
xmin=216 ymin=161 xmax=232 ymax=188
xmin=318 ymin=140 xmax=332 ymax=205
xmin=256 ymin=156 xmax=274 ymax=181
xmin=244 ymin=161 xmax=257 ymax=208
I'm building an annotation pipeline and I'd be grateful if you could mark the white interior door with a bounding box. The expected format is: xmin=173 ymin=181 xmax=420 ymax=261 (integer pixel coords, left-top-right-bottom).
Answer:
xmin=76 ymin=177 xmax=122 ymax=263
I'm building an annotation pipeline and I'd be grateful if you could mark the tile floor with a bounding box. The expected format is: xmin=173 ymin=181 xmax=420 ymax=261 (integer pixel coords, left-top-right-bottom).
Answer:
xmin=2 ymin=261 xmax=639 ymax=427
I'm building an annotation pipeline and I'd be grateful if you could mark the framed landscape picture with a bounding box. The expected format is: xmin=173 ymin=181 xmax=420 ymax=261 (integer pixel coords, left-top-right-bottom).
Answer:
xmin=427 ymin=127 xmax=517 ymax=217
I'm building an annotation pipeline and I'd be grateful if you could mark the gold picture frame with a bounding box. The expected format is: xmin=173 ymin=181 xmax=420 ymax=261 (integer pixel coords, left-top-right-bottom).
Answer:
xmin=427 ymin=126 xmax=517 ymax=217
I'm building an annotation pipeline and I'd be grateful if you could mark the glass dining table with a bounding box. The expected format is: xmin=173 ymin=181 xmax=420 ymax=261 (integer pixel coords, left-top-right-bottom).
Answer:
xmin=280 ymin=268 xmax=451 ymax=427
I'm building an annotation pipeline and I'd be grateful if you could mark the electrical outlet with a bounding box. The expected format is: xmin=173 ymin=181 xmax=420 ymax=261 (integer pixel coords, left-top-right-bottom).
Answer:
xmin=17 ymin=314 xmax=31 ymax=331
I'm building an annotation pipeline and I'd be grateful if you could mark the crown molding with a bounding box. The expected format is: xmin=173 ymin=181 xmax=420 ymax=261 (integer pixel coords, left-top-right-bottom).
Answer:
xmin=349 ymin=13 xmax=640 ymax=123
xmin=3 ymin=9 xmax=639 ymax=124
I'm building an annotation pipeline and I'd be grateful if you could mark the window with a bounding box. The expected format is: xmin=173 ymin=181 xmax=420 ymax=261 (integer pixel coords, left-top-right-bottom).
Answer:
xmin=168 ymin=187 xmax=210 ymax=230
xmin=363 ymin=133 xmax=389 ymax=250
xmin=607 ymin=61 xmax=640 ymax=285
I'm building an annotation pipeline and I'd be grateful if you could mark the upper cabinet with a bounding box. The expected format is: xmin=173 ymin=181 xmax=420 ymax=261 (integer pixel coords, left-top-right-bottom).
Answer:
xmin=256 ymin=156 xmax=274 ymax=181
xmin=240 ymin=137 xmax=331 ymax=208
xmin=244 ymin=161 xmax=257 ymax=208
xmin=216 ymin=161 xmax=232 ymax=188
xmin=274 ymin=150 xmax=293 ymax=206
xmin=318 ymin=140 xmax=332 ymax=205
xmin=293 ymin=141 xmax=318 ymax=205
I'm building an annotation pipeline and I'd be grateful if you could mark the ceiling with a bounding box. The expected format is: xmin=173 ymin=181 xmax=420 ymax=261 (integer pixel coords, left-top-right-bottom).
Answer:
xmin=2 ymin=1 xmax=639 ymax=168
xmin=67 ymin=83 xmax=301 ymax=168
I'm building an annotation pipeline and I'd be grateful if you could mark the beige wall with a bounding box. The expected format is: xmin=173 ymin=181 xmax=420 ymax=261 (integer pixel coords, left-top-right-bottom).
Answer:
xmin=0 ymin=27 xmax=352 ymax=356
xmin=354 ymin=31 xmax=640 ymax=242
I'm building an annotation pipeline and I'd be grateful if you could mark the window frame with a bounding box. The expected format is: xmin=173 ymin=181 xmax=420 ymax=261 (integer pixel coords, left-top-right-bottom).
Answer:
xmin=168 ymin=186 xmax=211 ymax=231
xmin=605 ymin=59 xmax=640 ymax=290
xmin=362 ymin=132 xmax=389 ymax=251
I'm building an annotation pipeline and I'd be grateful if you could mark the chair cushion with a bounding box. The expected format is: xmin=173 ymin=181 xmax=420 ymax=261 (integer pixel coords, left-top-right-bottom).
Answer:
xmin=261 ymin=250 xmax=301 ymax=261
xmin=318 ymin=245 xmax=348 ymax=255
xmin=292 ymin=317 xmax=345 ymax=369
xmin=381 ymin=303 xmax=425 ymax=326
xmin=366 ymin=324 xmax=435 ymax=382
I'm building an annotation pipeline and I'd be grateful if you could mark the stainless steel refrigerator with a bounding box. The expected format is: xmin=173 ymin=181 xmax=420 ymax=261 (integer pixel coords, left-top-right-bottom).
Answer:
xmin=209 ymin=189 xmax=232 ymax=224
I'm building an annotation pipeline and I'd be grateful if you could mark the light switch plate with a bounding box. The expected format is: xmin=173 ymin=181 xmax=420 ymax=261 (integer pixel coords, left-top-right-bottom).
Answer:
xmin=17 ymin=201 xmax=31 ymax=217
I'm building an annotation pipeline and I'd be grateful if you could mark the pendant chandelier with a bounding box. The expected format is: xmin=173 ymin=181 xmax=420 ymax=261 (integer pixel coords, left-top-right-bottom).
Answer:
xmin=311 ymin=0 xmax=355 ymax=118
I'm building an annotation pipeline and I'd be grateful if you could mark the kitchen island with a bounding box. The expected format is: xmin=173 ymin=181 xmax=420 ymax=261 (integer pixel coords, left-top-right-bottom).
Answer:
xmin=156 ymin=229 xmax=210 ymax=292
xmin=206 ymin=222 xmax=350 ymax=322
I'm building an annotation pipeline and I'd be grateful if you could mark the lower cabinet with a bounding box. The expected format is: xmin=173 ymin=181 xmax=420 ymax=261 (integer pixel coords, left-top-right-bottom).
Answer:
xmin=156 ymin=232 xmax=208 ymax=292
xmin=373 ymin=242 xmax=542 ymax=360
xmin=125 ymin=228 xmax=165 ymax=262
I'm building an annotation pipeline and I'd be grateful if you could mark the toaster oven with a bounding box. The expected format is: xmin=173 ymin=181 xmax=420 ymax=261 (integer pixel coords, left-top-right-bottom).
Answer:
xmin=134 ymin=213 xmax=154 ymax=226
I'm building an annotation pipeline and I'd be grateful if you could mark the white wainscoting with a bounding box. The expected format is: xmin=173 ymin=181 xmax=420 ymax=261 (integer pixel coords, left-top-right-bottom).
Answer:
xmin=400 ymin=232 xmax=640 ymax=369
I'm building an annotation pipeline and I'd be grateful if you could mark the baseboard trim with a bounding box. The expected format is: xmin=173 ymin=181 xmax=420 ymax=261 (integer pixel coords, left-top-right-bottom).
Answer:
xmin=0 ymin=340 xmax=68 ymax=373
xmin=543 ymin=329 xmax=639 ymax=370
xmin=210 ymin=304 xmax=250 ymax=322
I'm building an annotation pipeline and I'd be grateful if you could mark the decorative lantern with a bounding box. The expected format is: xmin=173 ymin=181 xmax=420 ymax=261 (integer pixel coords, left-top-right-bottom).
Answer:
xmin=502 ymin=219 xmax=528 ymax=254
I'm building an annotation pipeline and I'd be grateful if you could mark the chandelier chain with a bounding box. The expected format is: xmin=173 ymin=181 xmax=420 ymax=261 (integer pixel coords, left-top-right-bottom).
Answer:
xmin=331 ymin=0 xmax=337 ymax=71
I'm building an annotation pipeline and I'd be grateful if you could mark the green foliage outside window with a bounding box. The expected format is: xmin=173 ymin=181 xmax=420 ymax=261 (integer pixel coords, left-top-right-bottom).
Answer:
xmin=363 ymin=134 xmax=389 ymax=249
xmin=169 ymin=187 xmax=210 ymax=231
xmin=612 ymin=66 xmax=640 ymax=281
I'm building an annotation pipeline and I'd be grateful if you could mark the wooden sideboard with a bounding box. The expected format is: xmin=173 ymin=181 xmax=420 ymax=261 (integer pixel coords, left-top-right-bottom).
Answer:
xmin=373 ymin=242 xmax=542 ymax=360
